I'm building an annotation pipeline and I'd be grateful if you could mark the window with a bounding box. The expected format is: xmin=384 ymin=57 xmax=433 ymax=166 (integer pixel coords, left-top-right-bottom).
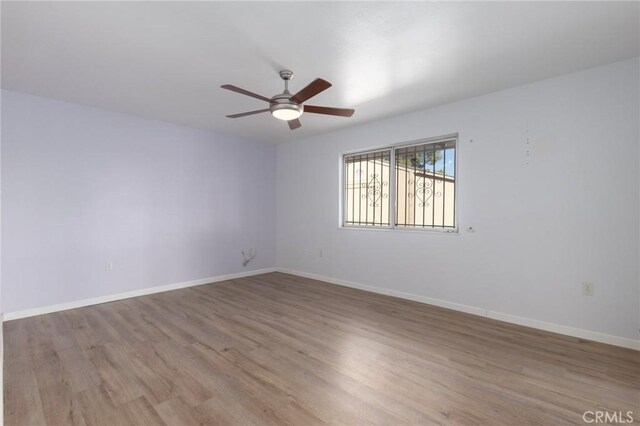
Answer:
xmin=344 ymin=149 xmax=391 ymax=226
xmin=342 ymin=136 xmax=457 ymax=231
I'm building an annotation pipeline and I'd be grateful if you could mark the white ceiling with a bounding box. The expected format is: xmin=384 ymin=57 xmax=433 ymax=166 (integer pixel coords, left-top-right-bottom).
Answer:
xmin=2 ymin=2 xmax=639 ymax=144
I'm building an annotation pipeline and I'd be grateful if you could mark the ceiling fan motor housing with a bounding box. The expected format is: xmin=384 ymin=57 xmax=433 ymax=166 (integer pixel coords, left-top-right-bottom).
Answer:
xmin=270 ymin=94 xmax=303 ymax=118
xmin=270 ymin=70 xmax=303 ymax=120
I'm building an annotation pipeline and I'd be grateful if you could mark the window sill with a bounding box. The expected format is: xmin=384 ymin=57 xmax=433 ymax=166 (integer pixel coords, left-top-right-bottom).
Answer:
xmin=339 ymin=225 xmax=459 ymax=235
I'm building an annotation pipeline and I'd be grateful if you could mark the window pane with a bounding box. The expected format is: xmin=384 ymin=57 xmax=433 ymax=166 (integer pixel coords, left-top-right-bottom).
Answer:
xmin=344 ymin=150 xmax=391 ymax=226
xmin=395 ymin=140 xmax=456 ymax=228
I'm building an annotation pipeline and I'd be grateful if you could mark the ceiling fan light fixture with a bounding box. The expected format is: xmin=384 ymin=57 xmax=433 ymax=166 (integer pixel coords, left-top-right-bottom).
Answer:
xmin=270 ymin=103 xmax=303 ymax=121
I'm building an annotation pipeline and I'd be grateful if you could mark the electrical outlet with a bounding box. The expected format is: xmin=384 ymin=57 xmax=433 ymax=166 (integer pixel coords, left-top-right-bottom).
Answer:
xmin=105 ymin=261 xmax=114 ymax=271
xmin=318 ymin=249 xmax=324 ymax=258
xmin=582 ymin=282 xmax=594 ymax=296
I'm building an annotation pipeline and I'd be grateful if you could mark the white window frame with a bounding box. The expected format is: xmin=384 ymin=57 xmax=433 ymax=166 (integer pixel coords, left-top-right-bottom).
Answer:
xmin=339 ymin=134 xmax=459 ymax=233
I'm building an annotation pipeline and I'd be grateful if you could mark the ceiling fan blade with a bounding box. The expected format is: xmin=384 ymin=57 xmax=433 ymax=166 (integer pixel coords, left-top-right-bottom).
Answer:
xmin=221 ymin=84 xmax=271 ymax=103
xmin=304 ymin=105 xmax=355 ymax=117
xmin=288 ymin=119 xmax=302 ymax=130
xmin=291 ymin=78 xmax=332 ymax=104
xmin=226 ymin=109 xmax=270 ymax=118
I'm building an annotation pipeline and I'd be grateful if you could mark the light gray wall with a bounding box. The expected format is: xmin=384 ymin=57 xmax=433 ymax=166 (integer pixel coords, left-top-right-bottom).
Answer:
xmin=277 ymin=58 xmax=640 ymax=341
xmin=1 ymin=90 xmax=276 ymax=313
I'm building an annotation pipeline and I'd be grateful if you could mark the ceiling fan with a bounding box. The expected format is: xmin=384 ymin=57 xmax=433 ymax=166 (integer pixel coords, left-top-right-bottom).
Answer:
xmin=221 ymin=70 xmax=355 ymax=130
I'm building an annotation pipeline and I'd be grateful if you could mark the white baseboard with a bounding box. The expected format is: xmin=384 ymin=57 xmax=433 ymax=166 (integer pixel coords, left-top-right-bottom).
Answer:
xmin=277 ymin=268 xmax=640 ymax=351
xmin=3 ymin=267 xmax=277 ymax=321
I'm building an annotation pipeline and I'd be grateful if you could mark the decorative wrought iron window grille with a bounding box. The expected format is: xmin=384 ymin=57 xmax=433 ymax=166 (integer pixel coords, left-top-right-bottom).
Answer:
xmin=343 ymin=149 xmax=391 ymax=226
xmin=343 ymin=136 xmax=456 ymax=230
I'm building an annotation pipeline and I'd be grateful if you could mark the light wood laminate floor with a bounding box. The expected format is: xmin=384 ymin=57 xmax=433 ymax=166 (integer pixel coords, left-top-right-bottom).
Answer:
xmin=4 ymin=272 xmax=639 ymax=425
